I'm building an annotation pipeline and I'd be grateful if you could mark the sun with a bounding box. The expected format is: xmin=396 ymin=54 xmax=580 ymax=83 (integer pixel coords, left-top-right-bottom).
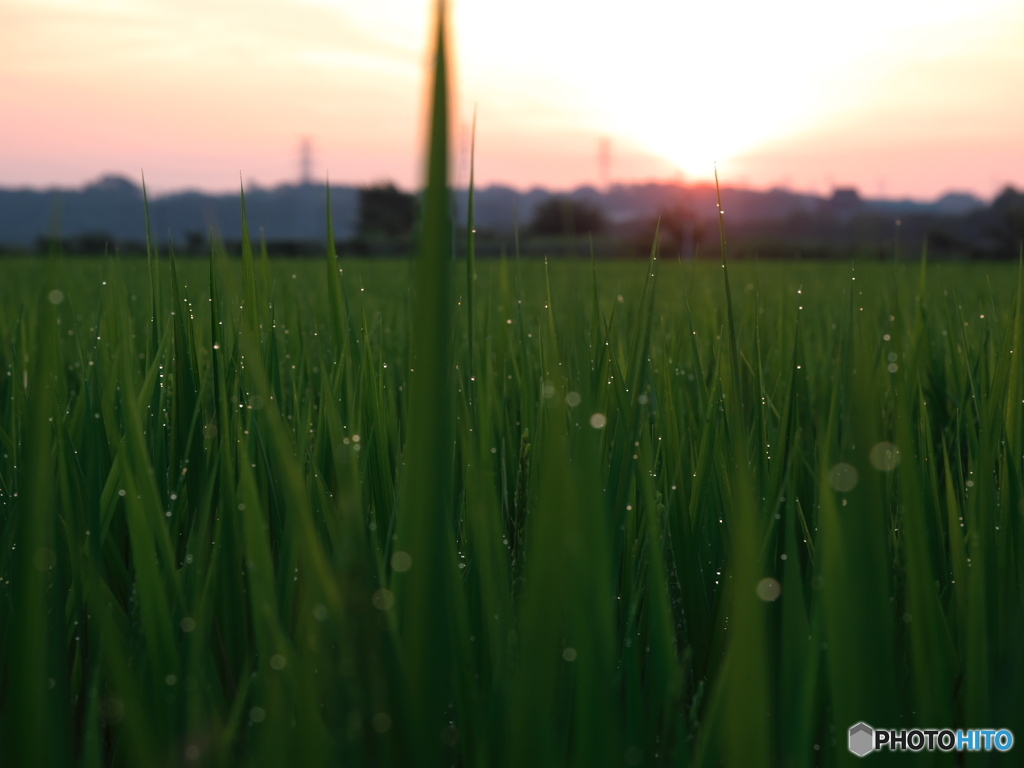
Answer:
xmin=643 ymin=128 xmax=740 ymax=184
xmin=599 ymin=102 xmax=767 ymax=184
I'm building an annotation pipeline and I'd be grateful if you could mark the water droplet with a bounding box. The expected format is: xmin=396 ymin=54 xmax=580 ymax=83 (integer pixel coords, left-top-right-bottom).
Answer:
xmin=756 ymin=577 xmax=781 ymax=602
xmin=869 ymin=442 xmax=900 ymax=471
xmin=391 ymin=551 xmax=412 ymax=573
xmin=828 ymin=462 xmax=859 ymax=492
xmin=590 ymin=413 xmax=607 ymax=429
xmin=372 ymin=589 xmax=395 ymax=611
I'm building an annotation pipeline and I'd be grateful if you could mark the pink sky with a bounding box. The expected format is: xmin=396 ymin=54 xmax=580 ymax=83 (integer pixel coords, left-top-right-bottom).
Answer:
xmin=3 ymin=0 xmax=1023 ymax=199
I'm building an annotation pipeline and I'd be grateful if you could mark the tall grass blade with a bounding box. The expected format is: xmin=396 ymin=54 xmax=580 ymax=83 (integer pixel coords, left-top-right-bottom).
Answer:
xmin=393 ymin=2 xmax=457 ymax=763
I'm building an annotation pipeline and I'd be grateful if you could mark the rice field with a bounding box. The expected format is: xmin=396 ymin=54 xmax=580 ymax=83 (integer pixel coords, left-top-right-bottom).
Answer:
xmin=1 ymin=235 xmax=1023 ymax=767
xmin=2 ymin=7 xmax=1023 ymax=767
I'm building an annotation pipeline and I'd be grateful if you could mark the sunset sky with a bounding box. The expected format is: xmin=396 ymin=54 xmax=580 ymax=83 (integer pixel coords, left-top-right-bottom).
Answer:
xmin=3 ymin=0 xmax=1023 ymax=199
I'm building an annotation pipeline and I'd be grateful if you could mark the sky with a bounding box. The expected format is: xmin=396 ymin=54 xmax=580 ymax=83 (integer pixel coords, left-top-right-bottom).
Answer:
xmin=2 ymin=0 xmax=1023 ymax=199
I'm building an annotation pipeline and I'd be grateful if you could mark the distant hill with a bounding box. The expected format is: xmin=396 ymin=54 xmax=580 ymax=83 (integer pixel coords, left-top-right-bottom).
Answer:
xmin=2 ymin=174 xmax=1015 ymax=258
xmin=0 ymin=176 xmax=358 ymax=251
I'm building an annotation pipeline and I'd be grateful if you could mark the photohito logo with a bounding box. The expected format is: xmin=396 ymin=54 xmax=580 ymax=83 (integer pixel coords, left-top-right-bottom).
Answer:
xmin=848 ymin=723 xmax=1014 ymax=756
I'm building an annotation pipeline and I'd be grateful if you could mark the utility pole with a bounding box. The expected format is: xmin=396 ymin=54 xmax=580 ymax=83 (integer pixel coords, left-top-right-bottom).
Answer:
xmin=300 ymin=137 xmax=313 ymax=186
xmin=598 ymin=137 xmax=611 ymax=191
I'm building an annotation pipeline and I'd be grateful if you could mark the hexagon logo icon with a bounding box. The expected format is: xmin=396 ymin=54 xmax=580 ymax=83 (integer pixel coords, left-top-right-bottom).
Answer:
xmin=848 ymin=722 xmax=875 ymax=757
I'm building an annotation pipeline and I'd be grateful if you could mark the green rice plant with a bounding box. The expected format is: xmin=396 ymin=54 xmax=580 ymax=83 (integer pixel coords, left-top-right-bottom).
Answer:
xmin=2 ymin=2 xmax=1023 ymax=766
xmin=1 ymin=246 xmax=1024 ymax=768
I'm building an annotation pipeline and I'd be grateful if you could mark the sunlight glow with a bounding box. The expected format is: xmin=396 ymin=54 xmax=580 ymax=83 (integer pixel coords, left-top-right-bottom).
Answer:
xmin=2 ymin=0 xmax=1022 ymax=195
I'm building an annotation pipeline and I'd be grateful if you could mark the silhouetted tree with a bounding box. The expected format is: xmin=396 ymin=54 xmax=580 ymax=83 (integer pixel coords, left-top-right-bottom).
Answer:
xmin=358 ymin=183 xmax=417 ymax=238
xmin=529 ymin=197 xmax=606 ymax=236
xmin=992 ymin=186 xmax=1024 ymax=247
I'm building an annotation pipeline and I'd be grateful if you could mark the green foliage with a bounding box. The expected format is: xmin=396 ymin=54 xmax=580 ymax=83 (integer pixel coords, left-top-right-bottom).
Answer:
xmin=357 ymin=184 xmax=418 ymax=239
xmin=1 ymin=245 xmax=1023 ymax=766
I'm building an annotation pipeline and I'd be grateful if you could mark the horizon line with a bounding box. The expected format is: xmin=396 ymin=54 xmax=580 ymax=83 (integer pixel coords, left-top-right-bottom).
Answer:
xmin=0 ymin=173 xmax=1004 ymax=206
